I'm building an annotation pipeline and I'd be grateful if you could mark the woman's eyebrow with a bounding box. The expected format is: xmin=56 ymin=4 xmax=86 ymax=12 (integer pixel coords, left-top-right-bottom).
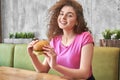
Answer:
xmin=60 ymin=10 xmax=75 ymax=15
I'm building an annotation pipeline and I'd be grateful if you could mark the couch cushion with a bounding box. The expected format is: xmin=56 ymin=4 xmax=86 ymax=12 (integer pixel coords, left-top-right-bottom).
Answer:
xmin=0 ymin=43 xmax=14 ymax=67
xmin=93 ymin=47 xmax=119 ymax=80
xmin=13 ymin=44 xmax=35 ymax=71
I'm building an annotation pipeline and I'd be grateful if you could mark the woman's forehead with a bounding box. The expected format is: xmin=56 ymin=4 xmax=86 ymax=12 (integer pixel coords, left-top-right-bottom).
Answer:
xmin=60 ymin=6 xmax=76 ymax=13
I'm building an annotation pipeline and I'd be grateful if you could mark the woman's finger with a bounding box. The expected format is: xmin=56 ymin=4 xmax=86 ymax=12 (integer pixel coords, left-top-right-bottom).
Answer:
xmin=28 ymin=40 xmax=39 ymax=47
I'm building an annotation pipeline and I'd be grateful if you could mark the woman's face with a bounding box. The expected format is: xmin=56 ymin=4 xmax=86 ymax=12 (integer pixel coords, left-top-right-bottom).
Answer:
xmin=57 ymin=6 xmax=77 ymax=31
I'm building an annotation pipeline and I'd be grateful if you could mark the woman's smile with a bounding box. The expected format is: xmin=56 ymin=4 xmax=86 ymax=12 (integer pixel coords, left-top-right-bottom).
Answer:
xmin=59 ymin=20 xmax=67 ymax=25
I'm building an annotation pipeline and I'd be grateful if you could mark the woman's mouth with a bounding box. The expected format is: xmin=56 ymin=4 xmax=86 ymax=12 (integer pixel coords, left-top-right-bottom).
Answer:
xmin=59 ymin=21 xmax=67 ymax=25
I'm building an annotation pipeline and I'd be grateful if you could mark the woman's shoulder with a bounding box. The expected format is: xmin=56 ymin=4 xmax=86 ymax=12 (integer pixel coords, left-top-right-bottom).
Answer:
xmin=77 ymin=31 xmax=92 ymax=38
xmin=53 ymin=35 xmax=62 ymax=41
xmin=77 ymin=31 xmax=94 ymax=45
xmin=50 ymin=35 xmax=62 ymax=43
xmin=76 ymin=31 xmax=93 ymax=43
xmin=50 ymin=35 xmax=62 ymax=47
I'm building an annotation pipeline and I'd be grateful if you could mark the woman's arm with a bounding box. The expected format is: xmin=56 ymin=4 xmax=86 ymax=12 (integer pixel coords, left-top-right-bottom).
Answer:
xmin=53 ymin=43 xmax=94 ymax=79
xmin=27 ymin=41 xmax=50 ymax=73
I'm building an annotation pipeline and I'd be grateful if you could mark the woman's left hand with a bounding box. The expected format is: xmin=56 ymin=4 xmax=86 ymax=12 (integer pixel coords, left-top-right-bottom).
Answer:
xmin=42 ymin=45 xmax=57 ymax=68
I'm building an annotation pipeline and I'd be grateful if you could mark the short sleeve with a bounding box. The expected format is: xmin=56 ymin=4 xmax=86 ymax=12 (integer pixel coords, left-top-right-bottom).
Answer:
xmin=81 ymin=32 xmax=94 ymax=46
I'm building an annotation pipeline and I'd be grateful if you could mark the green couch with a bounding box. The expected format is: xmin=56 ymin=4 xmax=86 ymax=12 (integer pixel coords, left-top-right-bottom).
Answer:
xmin=0 ymin=43 xmax=120 ymax=80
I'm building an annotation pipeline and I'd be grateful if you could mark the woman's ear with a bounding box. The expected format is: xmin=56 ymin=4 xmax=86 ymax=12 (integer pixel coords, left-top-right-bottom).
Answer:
xmin=75 ymin=22 xmax=78 ymax=26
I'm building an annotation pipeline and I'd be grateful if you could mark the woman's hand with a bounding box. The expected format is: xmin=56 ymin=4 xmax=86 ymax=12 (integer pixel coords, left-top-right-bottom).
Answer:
xmin=27 ymin=40 xmax=39 ymax=55
xmin=42 ymin=45 xmax=57 ymax=68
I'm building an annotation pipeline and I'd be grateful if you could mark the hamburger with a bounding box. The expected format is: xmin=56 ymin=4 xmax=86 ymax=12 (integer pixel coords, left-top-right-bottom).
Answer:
xmin=33 ymin=40 xmax=49 ymax=55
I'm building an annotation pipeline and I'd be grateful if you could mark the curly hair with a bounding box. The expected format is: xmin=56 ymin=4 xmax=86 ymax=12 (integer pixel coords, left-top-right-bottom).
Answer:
xmin=47 ymin=0 xmax=89 ymax=40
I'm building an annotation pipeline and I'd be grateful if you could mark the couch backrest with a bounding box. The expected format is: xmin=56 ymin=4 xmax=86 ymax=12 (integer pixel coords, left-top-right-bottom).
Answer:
xmin=93 ymin=47 xmax=120 ymax=80
xmin=13 ymin=44 xmax=35 ymax=71
xmin=13 ymin=44 xmax=45 ymax=71
xmin=0 ymin=43 xmax=14 ymax=67
xmin=13 ymin=44 xmax=62 ymax=75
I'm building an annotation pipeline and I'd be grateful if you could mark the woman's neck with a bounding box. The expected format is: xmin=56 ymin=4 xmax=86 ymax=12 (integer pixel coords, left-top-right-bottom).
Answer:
xmin=62 ymin=30 xmax=76 ymax=46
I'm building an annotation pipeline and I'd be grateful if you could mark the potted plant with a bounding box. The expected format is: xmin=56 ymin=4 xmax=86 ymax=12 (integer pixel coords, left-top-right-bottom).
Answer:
xmin=4 ymin=32 xmax=35 ymax=44
xmin=100 ymin=29 xmax=120 ymax=47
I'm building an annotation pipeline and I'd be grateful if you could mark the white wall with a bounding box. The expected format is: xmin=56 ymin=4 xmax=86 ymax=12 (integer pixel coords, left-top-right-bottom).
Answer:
xmin=1 ymin=0 xmax=120 ymax=46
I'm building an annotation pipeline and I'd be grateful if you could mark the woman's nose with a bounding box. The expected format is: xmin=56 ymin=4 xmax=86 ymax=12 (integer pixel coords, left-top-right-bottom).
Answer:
xmin=62 ymin=15 xmax=66 ymax=20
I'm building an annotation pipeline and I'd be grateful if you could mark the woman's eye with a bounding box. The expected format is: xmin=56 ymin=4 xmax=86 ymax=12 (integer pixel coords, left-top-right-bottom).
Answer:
xmin=67 ymin=14 xmax=73 ymax=17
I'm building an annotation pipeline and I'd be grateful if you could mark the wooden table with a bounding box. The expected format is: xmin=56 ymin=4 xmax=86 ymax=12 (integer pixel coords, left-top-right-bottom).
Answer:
xmin=0 ymin=66 xmax=67 ymax=80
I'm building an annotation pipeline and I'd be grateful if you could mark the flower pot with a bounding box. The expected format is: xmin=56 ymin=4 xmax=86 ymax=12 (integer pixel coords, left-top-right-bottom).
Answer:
xmin=4 ymin=38 xmax=32 ymax=44
xmin=100 ymin=39 xmax=120 ymax=47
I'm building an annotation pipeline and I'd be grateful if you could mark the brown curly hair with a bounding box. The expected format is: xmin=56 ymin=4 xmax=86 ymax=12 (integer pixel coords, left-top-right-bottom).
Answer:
xmin=47 ymin=0 xmax=89 ymax=40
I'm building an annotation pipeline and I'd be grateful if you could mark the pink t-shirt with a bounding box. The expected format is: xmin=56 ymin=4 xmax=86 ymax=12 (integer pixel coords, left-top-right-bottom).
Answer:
xmin=50 ymin=32 xmax=94 ymax=69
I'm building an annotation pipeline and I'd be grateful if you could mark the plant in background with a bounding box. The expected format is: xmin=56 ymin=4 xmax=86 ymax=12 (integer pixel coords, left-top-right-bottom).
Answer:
xmin=102 ymin=29 xmax=113 ymax=39
xmin=9 ymin=33 xmax=14 ymax=38
xmin=102 ymin=29 xmax=120 ymax=39
xmin=27 ymin=32 xmax=35 ymax=38
xmin=112 ymin=30 xmax=120 ymax=39
xmin=9 ymin=32 xmax=35 ymax=39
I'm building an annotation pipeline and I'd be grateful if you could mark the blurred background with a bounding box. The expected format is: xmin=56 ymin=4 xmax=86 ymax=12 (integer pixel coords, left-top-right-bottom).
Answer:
xmin=0 ymin=0 xmax=120 ymax=45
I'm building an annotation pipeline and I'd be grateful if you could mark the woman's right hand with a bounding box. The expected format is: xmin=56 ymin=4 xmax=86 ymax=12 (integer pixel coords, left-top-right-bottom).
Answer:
xmin=27 ymin=40 xmax=39 ymax=55
xmin=27 ymin=40 xmax=48 ymax=73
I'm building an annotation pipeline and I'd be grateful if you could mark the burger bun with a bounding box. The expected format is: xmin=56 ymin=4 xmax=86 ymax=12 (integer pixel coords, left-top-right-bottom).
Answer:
xmin=33 ymin=40 xmax=49 ymax=55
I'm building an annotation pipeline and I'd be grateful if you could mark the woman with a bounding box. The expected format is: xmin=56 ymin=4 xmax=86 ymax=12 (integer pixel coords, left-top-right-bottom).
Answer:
xmin=27 ymin=0 xmax=95 ymax=80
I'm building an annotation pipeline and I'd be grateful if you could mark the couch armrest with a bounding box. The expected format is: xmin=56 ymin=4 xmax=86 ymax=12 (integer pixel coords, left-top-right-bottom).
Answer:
xmin=93 ymin=47 xmax=120 ymax=80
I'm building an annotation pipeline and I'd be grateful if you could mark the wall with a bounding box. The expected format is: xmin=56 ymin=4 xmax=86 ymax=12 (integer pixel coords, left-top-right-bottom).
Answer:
xmin=1 ymin=0 xmax=120 ymax=45
xmin=92 ymin=0 xmax=120 ymax=45
xmin=1 ymin=0 xmax=56 ymax=40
